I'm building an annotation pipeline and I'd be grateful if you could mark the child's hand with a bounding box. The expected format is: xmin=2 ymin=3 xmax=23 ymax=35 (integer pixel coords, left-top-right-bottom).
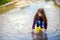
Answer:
xmin=31 ymin=29 xmax=34 ymax=34
xmin=31 ymin=31 xmax=34 ymax=34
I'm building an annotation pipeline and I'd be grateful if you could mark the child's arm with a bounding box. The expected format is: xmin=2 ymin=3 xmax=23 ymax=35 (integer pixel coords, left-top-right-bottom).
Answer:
xmin=31 ymin=19 xmax=36 ymax=34
xmin=32 ymin=19 xmax=36 ymax=29
xmin=44 ymin=21 xmax=47 ymax=29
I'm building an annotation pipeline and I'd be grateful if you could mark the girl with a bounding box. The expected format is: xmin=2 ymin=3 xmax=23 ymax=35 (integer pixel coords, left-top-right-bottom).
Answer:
xmin=32 ymin=8 xmax=47 ymax=33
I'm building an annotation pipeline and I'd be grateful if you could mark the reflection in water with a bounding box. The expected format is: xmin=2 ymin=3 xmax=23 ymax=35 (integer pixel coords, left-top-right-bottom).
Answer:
xmin=32 ymin=32 xmax=48 ymax=40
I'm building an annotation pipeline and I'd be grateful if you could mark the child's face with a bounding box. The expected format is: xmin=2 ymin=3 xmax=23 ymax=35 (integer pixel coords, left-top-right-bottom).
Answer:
xmin=38 ymin=13 xmax=42 ymax=16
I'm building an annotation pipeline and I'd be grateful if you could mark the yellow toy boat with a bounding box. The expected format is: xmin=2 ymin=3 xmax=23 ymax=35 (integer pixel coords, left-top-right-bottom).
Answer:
xmin=35 ymin=26 xmax=42 ymax=33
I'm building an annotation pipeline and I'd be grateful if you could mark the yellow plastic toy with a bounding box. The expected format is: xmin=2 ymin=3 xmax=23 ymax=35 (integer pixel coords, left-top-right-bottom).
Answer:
xmin=35 ymin=26 xmax=42 ymax=33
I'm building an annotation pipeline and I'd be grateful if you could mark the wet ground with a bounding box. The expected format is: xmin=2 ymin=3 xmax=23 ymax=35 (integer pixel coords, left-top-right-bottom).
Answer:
xmin=0 ymin=1 xmax=60 ymax=40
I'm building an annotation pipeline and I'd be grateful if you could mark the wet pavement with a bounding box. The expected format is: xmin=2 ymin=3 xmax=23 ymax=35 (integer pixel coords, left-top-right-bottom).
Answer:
xmin=0 ymin=1 xmax=60 ymax=40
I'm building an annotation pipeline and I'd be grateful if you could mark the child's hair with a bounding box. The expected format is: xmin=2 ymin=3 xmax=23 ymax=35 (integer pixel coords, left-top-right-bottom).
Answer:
xmin=34 ymin=8 xmax=47 ymax=23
